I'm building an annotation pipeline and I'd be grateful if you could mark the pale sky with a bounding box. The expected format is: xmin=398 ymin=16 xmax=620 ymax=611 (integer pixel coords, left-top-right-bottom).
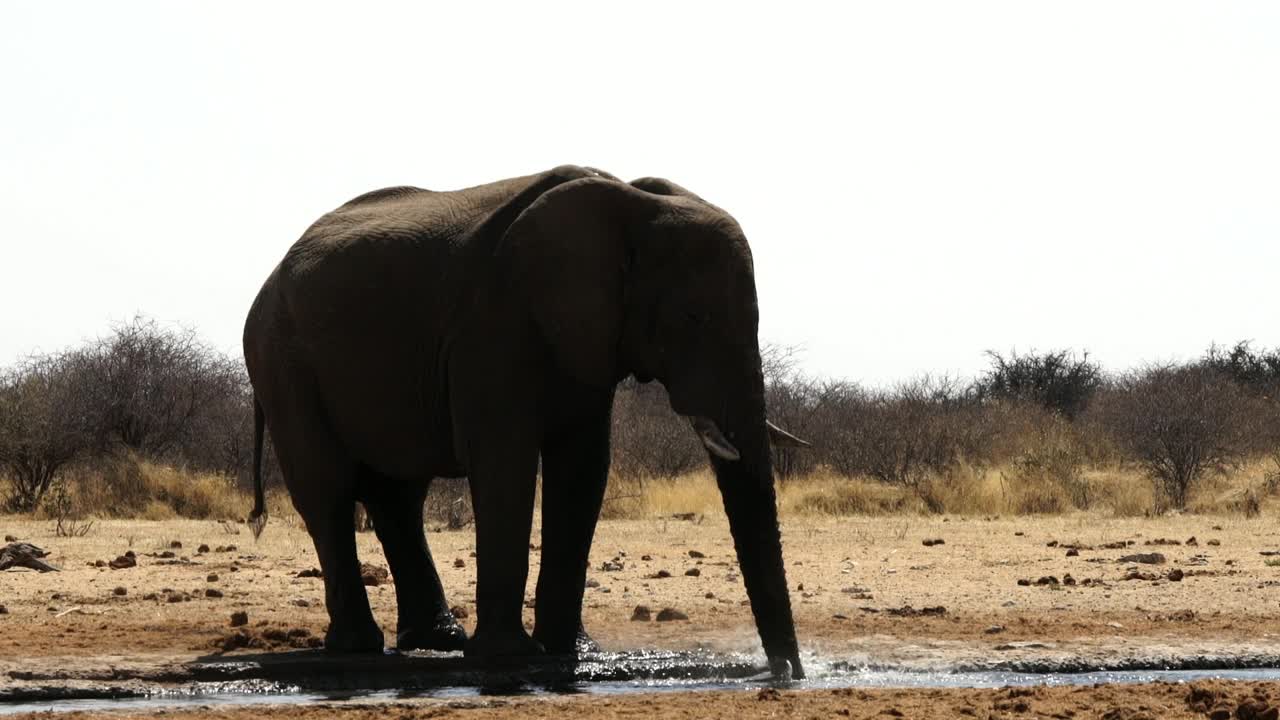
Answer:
xmin=2 ymin=2 xmax=1277 ymax=386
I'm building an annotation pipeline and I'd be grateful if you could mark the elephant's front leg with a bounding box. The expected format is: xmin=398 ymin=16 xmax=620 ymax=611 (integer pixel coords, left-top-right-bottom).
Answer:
xmin=360 ymin=474 xmax=466 ymax=652
xmin=532 ymin=402 xmax=612 ymax=655
xmin=463 ymin=437 xmax=543 ymax=660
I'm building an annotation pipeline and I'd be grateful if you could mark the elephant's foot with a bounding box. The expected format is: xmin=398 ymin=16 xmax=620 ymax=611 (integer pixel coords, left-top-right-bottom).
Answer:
xmin=397 ymin=611 xmax=467 ymax=652
xmin=533 ymin=623 xmax=599 ymax=656
xmin=464 ymin=625 xmax=545 ymax=661
xmin=323 ymin=618 xmax=385 ymax=652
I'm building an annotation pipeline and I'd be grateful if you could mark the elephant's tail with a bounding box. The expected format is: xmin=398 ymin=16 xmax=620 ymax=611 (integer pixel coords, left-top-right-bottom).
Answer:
xmin=248 ymin=395 xmax=268 ymax=539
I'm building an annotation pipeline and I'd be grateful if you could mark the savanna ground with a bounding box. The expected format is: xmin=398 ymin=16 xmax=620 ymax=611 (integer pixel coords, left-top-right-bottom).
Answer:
xmin=6 ymin=464 xmax=1280 ymax=718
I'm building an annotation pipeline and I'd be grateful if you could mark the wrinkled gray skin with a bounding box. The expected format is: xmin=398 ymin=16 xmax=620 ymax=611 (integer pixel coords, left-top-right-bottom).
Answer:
xmin=243 ymin=165 xmax=806 ymax=678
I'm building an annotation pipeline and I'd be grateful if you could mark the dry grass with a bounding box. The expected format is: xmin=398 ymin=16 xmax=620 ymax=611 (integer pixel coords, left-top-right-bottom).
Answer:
xmin=11 ymin=454 xmax=1280 ymax=526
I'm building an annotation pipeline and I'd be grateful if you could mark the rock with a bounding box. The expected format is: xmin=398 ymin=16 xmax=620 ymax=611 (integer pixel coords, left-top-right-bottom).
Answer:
xmin=167 ymin=592 xmax=190 ymax=603
xmin=3 ymin=535 xmax=16 ymax=542
xmin=655 ymin=607 xmax=688 ymax=621
xmin=601 ymin=561 xmax=624 ymax=572
xmin=108 ymin=555 xmax=137 ymax=570
xmin=1168 ymin=569 xmax=1184 ymax=582
xmin=453 ymin=558 xmax=465 ymax=568
xmin=297 ymin=568 xmax=322 ymax=578
xmin=984 ymin=625 xmax=1006 ymax=634
xmin=230 ymin=611 xmax=249 ymax=627
xmin=1017 ymin=578 xmax=1032 ymax=586
xmin=1236 ymin=698 xmax=1275 ymax=720
xmin=640 ymin=554 xmax=653 ymax=561
xmin=1063 ymin=574 xmax=1076 ymax=586
xmin=1066 ymin=549 xmax=1080 ymax=557
xmin=197 ymin=544 xmax=210 ymax=553
xmin=360 ymin=563 xmax=389 ymax=587
xmin=684 ymin=568 xmax=700 ymax=577
xmin=1046 ymin=540 xmax=1059 ymax=547
xmin=922 ymin=538 xmax=945 ymax=547
xmin=112 ymin=587 xmax=127 ymax=596
xmin=143 ymin=593 xmax=159 ymax=601
xmin=170 ymin=541 xmax=183 ymax=549
xmin=630 ymin=605 xmax=652 ymax=621
xmin=886 ymin=605 xmax=946 ymax=617
xmin=207 ymin=574 xmax=219 ymax=582
xmin=652 ymin=570 xmax=671 ymax=579
xmin=704 ymin=592 xmax=715 ymax=599
xmin=584 ymin=578 xmax=600 ymax=588
xmin=756 ymin=688 xmax=781 ymax=701
xmin=1035 ymin=576 xmax=1059 ymax=586
xmin=688 ymin=550 xmax=706 ymax=558
xmin=1117 ymin=553 xmax=1165 ymax=565
xmin=1185 ymin=537 xmax=1198 ymax=547
xmin=0 ymin=604 xmax=7 ymax=614
xmin=1208 ymin=539 xmax=1221 ymax=546
xmin=1 ymin=542 xmax=59 ymax=573
xmin=451 ymin=605 xmax=469 ymax=619
xmin=205 ymin=588 xmax=224 ymax=598
xmin=291 ymin=598 xmax=309 ymax=607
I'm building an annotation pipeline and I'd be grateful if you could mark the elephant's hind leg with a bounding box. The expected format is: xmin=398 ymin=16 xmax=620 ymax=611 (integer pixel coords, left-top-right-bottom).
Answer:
xmin=361 ymin=475 xmax=467 ymax=652
xmin=270 ymin=407 xmax=383 ymax=652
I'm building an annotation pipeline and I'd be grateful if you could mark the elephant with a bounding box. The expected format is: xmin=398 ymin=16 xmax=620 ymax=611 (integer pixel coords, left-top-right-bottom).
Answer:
xmin=243 ymin=164 xmax=808 ymax=678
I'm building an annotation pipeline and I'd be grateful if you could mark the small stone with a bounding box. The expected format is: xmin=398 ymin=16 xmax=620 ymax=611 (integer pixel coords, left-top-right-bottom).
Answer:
xmin=197 ymin=544 xmax=210 ymax=553
xmin=1035 ymin=576 xmax=1059 ymax=586
xmin=601 ymin=561 xmax=624 ymax=572
xmin=684 ymin=568 xmax=700 ymax=577
xmin=360 ymin=563 xmax=389 ymax=587
xmin=230 ymin=611 xmax=249 ymax=627
xmin=922 ymin=538 xmax=945 ymax=547
xmin=984 ymin=625 xmax=1005 ymax=634
xmin=296 ymin=568 xmax=322 ymax=578
xmin=653 ymin=570 xmax=671 ymax=579
xmin=641 ymin=554 xmax=653 ymax=561
xmin=655 ymin=607 xmax=689 ymax=621
xmin=109 ymin=555 xmax=136 ymax=570
xmin=1017 ymin=578 xmax=1031 ymax=586
xmin=705 ymin=592 xmax=715 ymax=599
xmin=1168 ymin=569 xmax=1185 ymax=582
xmin=3 ymin=535 xmax=16 ymax=542
xmin=453 ymin=558 xmax=465 ymax=568
xmin=1064 ymin=574 xmax=1076 ymax=586
xmin=207 ymin=574 xmax=219 ymax=582
xmin=584 ymin=578 xmax=601 ymax=588
xmin=1117 ymin=553 xmax=1165 ymax=565
xmin=170 ymin=541 xmax=182 ymax=549
xmin=688 ymin=550 xmax=706 ymax=558
xmin=167 ymin=592 xmax=187 ymax=603
xmin=205 ymin=588 xmax=224 ymax=599
xmin=1066 ymin=549 xmax=1080 ymax=557
xmin=0 ymin=604 xmax=7 ymax=614
xmin=143 ymin=592 xmax=159 ymax=601
xmin=1208 ymin=539 xmax=1221 ymax=546
xmin=630 ymin=605 xmax=652 ymax=621
xmin=1186 ymin=537 xmax=1198 ymax=547
xmin=112 ymin=586 xmax=127 ymax=596
xmin=291 ymin=598 xmax=309 ymax=607
xmin=450 ymin=605 xmax=469 ymax=619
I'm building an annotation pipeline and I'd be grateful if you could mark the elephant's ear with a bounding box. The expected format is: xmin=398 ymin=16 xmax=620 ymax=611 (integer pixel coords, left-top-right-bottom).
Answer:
xmin=500 ymin=177 xmax=663 ymax=388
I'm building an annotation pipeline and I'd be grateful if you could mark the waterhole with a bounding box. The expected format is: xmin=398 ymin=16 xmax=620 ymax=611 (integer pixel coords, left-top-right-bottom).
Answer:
xmin=5 ymin=649 xmax=1280 ymax=715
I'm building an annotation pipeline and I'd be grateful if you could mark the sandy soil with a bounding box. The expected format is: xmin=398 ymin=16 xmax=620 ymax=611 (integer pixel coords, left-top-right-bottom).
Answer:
xmin=3 ymin=512 xmax=1280 ymax=717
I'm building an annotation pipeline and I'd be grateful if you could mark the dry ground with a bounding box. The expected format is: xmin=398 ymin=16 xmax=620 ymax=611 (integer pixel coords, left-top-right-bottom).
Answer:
xmin=4 ymin=512 xmax=1280 ymax=718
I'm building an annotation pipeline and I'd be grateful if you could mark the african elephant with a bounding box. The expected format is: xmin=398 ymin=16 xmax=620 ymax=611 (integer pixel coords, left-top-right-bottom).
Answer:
xmin=243 ymin=165 xmax=807 ymax=678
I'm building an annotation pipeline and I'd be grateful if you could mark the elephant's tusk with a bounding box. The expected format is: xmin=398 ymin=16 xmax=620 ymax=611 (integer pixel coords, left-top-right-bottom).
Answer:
xmin=766 ymin=420 xmax=811 ymax=448
xmin=685 ymin=416 xmax=741 ymax=461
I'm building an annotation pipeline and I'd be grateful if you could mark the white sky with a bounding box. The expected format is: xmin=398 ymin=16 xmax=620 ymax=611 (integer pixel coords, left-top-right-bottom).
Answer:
xmin=2 ymin=2 xmax=1277 ymax=386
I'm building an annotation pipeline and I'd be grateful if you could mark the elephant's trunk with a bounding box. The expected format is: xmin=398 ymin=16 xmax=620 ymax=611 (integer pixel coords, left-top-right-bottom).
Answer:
xmin=711 ymin=392 xmax=803 ymax=679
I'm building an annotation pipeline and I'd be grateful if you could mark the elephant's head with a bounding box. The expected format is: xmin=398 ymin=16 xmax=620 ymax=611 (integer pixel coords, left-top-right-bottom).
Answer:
xmin=502 ymin=171 xmax=806 ymax=678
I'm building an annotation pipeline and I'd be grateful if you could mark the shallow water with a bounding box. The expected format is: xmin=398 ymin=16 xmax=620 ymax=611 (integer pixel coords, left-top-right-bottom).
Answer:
xmin=6 ymin=651 xmax=1280 ymax=715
